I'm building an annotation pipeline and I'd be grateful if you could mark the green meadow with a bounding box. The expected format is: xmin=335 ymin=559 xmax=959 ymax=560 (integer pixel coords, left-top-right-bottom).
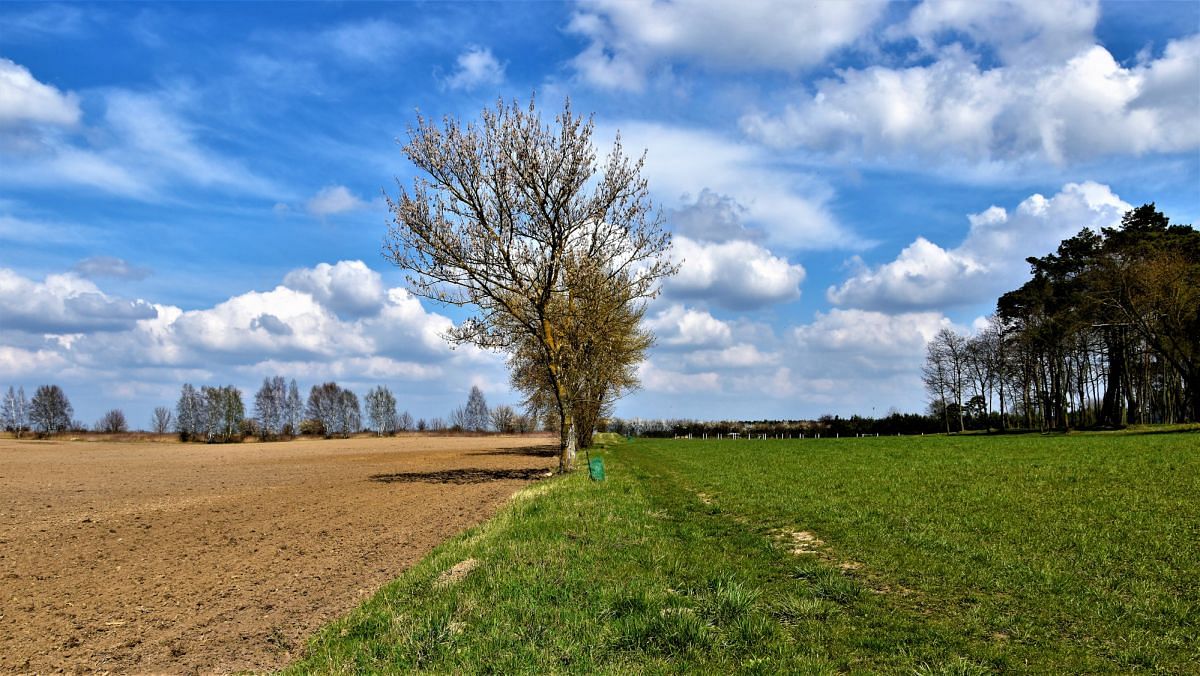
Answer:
xmin=290 ymin=431 xmax=1199 ymax=674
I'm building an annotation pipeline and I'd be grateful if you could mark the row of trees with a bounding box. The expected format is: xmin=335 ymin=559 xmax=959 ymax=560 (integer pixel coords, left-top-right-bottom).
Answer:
xmin=1 ymin=380 xmax=537 ymax=441
xmin=170 ymin=379 xmax=533 ymax=442
xmin=2 ymin=385 xmax=75 ymax=437
xmin=924 ymin=204 xmax=1198 ymax=431
xmin=384 ymin=96 xmax=673 ymax=470
xmin=607 ymin=412 xmax=947 ymax=438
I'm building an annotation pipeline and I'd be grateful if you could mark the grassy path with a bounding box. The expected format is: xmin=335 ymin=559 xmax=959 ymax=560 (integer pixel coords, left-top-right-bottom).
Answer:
xmin=288 ymin=432 xmax=1199 ymax=673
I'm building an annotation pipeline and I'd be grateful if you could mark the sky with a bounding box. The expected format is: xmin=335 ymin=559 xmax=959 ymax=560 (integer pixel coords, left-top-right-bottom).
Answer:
xmin=1 ymin=1 xmax=1198 ymax=427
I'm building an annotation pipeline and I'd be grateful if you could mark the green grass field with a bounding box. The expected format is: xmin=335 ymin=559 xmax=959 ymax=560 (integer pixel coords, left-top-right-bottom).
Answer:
xmin=289 ymin=431 xmax=1199 ymax=674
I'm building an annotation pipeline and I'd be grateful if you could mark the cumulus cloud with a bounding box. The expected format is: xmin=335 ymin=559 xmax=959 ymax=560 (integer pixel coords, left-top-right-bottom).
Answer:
xmin=306 ymin=184 xmax=366 ymax=217
xmin=444 ymin=46 xmax=505 ymax=90
xmin=0 ymin=268 xmax=158 ymax=333
xmin=637 ymin=360 xmax=721 ymax=394
xmin=644 ymin=304 xmax=732 ymax=348
xmin=685 ymin=343 xmax=777 ymax=369
xmin=567 ymin=0 xmax=887 ymax=90
xmin=0 ymin=58 xmax=81 ymax=128
xmin=73 ymin=256 xmax=151 ymax=280
xmin=633 ymin=306 xmax=958 ymax=414
xmin=0 ymin=261 xmax=510 ymax=420
xmin=665 ymin=236 xmax=805 ymax=309
xmin=0 ymin=345 xmax=69 ymax=379
xmin=610 ymin=122 xmax=849 ymax=250
xmin=827 ymin=181 xmax=1131 ymax=311
xmin=742 ymin=35 xmax=1200 ymax=166
xmin=896 ymin=0 xmax=1100 ymax=66
xmin=667 ymin=189 xmax=760 ymax=242
xmin=282 ymin=260 xmax=385 ymax=318
xmin=793 ymin=309 xmax=951 ymax=370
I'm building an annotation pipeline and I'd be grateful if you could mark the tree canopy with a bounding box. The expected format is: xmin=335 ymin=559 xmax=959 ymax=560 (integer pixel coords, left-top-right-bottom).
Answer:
xmin=384 ymin=96 xmax=675 ymax=470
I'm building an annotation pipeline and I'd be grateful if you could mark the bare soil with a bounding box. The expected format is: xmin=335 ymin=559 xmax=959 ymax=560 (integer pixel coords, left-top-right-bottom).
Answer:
xmin=0 ymin=434 xmax=556 ymax=673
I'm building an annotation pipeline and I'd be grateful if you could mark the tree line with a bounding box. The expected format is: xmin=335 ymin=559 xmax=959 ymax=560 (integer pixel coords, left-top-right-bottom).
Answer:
xmin=924 ymin=204 xmax=1198 ymax=431
xmin=606 ymin=412 xmax=947 ymax=439
xmin=1 ymin=379 xmax=537 ymax=441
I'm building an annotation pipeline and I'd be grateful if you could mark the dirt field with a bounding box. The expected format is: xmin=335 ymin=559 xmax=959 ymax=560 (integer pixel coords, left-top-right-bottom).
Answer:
xmin=0 ymin=434 xmax=556 ymax=673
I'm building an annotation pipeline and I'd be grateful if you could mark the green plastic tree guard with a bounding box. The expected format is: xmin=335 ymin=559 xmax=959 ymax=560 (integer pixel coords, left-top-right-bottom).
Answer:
xmin=588 ymin=456 xmax=606 ymax=481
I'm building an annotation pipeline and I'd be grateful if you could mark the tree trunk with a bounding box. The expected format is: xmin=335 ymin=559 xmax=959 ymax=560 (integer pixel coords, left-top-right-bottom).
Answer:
xmin=1099 ymin=327 xmax=1125 ymax=427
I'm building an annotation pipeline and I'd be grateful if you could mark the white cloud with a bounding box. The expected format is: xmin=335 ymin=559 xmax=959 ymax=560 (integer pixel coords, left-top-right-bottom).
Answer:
xmin=567 ymin=0 xmax=888 ymax=90
xmin=685 ymin=343 xmax=777 ymax=369
xmin=794 ymin=309 xmax=950 ymax=367
xmin=0 ymin=260 xmax=492 ymax=381
xmin=637 ymin=360 xmax=721 ymax=394
xmin=103 ymin=90 xmax=279 ymax=194
xmin=610 ymin=122 xmax=850 ymax=250
xmin=742 ymin=35 xmax=1200 ymax=166
xmin=444 ymin=46 xmax=505 ymax=90
xmin=0 ymin=268 xmax=158 ymax=333
xmin=0 ymin=58 xmax=81 ymax=128
xmin=306 ymin=184 xmax=366 ymax=217
xmin=667 ymin=189 xmax=760 ymax=242
xmin=666 ymin=236 xmax=805 ymax=309
xmin=645 ymin=304 xmax=732 ymax=348
xmin=0 ymin=82 xmax=281 ymax=199
xmin=282 ymin=260 xmax=385 ymax=318
xmin=73 ymin=256 xmax=151 ymax=280
xmin=321 ymin=19 xmax=407 ymax=63
xmin=0 ymin=345 xmax=69 ymax=379
xmin=897 ymin=0 xmax=1100 ymax=66
xmin=827 ymin=181 xmax=1131 ymax=311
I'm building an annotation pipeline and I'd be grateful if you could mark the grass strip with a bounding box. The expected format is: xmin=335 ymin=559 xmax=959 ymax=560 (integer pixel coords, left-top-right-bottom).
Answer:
xmin=288 ymin=432 xmax=1199 ymax=674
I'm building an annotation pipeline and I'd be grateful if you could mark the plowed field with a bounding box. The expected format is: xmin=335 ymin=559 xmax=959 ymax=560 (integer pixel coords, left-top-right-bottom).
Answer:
xmin=0 ymin=434 xmax=555 ymax=673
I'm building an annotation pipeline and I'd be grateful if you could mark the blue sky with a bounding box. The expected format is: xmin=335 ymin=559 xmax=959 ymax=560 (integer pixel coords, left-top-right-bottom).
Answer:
xmin=1 ymin=1 xmax=1198 ymax=427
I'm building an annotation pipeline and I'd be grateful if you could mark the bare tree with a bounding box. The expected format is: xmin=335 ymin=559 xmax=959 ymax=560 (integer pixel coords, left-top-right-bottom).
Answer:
xmin=254 ymin=376 xmax=288 ymax=440
xmin=490 ymin=404 xmax=516 ymax=433
xmin=464 ymin=386 xmax=489 ymax=432
xmin=151 ymin=406 xmax=173 ymax=434
xmin=2 ymin=386 xmax=29 ymax=438
xmin=96 ymin=409 xmax=128 ymax=433
xmin=306 ymin=382 xmax=359 ymax=438
xmin=176 ymin=384 xmax=202 ymax=441
xmin=197 ymin=385 xmax=244 ymax=442
xmin=448 ymin=406 xmax=469 ymax=432
xmin=30 ymin=385 xmax=73 ymax=436
xmin=397 ymin=410 xmax=414 ymax=432
xmin=284 ymin=379 xmax=302 ymax=437
xmin=383 ymin=96 xmax=676 ymax=471
xmin=416 ymin=417 xmax=428 ymax=432
xmin=365 ymin=385 xmax=399 ymax=435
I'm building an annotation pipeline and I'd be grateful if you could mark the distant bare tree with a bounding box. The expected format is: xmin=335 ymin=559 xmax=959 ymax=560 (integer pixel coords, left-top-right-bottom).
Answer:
xmin=464 ymin=386 xmax=489 ymax=432
xmin=151 ymin=406 xmax=173 ymax=434
xmin=448 ymin=406 xmax=468 ymax=432
xmin=416 ymin=417 xmax=427 ymax=432
xmin=254 ymin=376 xmax=288 ymax=440
xmin=199 ymin=385 xmax=244 ymax=442
xmin=397 ymin=410 xmax=414 ymax=432
xmin=176 ymin=383 xmax=202 ymax=441
xmin=306 ymin=382 xmax=360 ymax=438
xmin=365 ymin=385 xmax=399 ymax=435
xmin=490 ymin=404 xmax=516 ymax=433
xmin=2 ymin=386 xmax=29 ymax=438
xmin=97 ymin=409 xmax=128 ymax=433
xmin=29 ymin=385 xmax=73 ymax=436
xmin=284 ymin=379 xmax=302 ymax=437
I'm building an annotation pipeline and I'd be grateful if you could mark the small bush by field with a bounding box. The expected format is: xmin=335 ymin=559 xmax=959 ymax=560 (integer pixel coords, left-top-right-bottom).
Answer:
xmin=290 ymin=431 xmax=1200 ymax=673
